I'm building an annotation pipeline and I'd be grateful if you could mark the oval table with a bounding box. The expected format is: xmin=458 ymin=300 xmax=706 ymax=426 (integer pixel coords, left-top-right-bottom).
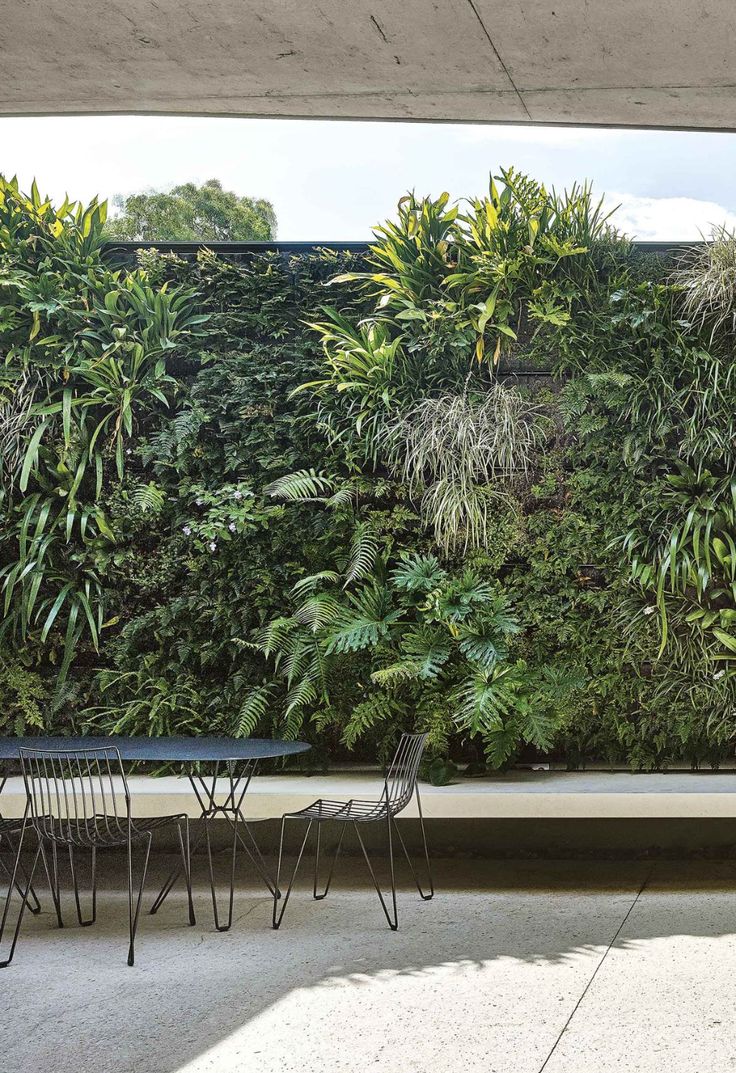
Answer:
xmin=0 ymin=736 xmax=311 ymax=932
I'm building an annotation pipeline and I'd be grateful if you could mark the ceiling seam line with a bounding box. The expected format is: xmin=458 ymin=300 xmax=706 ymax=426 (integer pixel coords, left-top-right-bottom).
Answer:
xmin=462 ymin=0 xmax=532 ymax=120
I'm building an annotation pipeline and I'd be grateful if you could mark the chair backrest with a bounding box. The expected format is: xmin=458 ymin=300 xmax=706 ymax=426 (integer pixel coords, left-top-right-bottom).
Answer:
xmin=384 ymin=732 xmax=428 ymax=815
xmin=19 ymin=746 xmax=130 ymax=844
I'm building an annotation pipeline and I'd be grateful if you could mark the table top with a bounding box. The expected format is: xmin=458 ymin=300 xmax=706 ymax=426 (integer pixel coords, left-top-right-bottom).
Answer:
xmin=0 ymin=736 xmax=311 ymax=762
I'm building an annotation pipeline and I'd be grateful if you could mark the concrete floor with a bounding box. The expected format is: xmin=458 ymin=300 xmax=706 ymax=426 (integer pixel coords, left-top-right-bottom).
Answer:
xmin=2 ymin=855 xmax=736 ymax=1073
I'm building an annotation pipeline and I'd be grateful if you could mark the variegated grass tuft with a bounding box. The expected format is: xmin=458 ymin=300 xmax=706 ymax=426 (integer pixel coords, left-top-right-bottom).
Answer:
xmin=386 ymin=384 xmax=544 ymax=554
xmin=674 ymin=225 xmax=736 ymax=338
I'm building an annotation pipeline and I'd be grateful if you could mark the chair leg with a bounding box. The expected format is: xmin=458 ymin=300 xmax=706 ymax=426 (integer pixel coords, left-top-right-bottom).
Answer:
xmin=234 ymin=810 xmax=279 ymax=898
xmin=390 ymin=792 xmax=434 ymax=900
xmin=0 ymin=844 xmax=41 ymax=968
xmin=69 ymin=845 xmax=97 ymax=926
xmin=150 ymin=821 xmax=207 ymax=916
xmin=313 ymin=822 xmax=345 ymax=900
xmin=177 ymin=819 xmax=196 ymax=927
xmin=39 ymin=840 xmax=64 ymax=929
xmin=0 ymin=834 xmax=41 ymax=914
xmin=353 ymin=816 xmax=398 ymax=931
xmin=127 ymin=834 xmax=152 ymax=967
xmin=272 ymin=818 xmax=312 ymax=930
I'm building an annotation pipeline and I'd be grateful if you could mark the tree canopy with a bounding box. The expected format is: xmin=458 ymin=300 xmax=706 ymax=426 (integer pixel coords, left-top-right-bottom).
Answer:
xmin=104 ymin=178 xmax=276 ymax=241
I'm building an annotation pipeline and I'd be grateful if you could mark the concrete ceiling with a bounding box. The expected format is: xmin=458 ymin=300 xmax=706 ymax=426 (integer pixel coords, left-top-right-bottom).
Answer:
xmin=2 ymin=1 xmax=736 ymax=129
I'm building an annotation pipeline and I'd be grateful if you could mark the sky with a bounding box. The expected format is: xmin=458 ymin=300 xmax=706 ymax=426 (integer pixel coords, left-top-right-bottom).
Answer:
xmin=3 ymin=115 xmax=736 ymax=241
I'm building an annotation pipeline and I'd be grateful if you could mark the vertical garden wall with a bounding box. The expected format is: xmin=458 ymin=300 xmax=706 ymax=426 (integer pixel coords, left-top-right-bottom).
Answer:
xmin=1 ymin=172 xmax=735 ymax=773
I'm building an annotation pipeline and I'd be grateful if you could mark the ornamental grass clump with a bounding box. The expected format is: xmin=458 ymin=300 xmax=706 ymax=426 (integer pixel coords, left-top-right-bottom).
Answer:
xmin=387 ymin=384 xmax=544 ymax=555
xmin=674 ymin=225 xmax=736 ymax=338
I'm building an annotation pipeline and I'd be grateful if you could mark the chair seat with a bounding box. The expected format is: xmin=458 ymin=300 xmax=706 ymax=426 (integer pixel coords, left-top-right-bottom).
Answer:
xmin=0 ymin=816 xmax=26 ymax=837
xmin=286 ymin=797 xmax=389 ymax=823
xmin=32 ymin=813 xmax=186 ymax=848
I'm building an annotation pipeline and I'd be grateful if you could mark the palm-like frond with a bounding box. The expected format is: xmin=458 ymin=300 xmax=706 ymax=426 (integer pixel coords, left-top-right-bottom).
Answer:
xmin=453 ymin=665 xmax=520 ymax=734
xmin=456 ymin=624 xmax=507 ymax=671
xmin=390 ymin=552 xmax=446 ymax=593
xmin=325 ymin=583 xmax=401 ymax=654
xmin=400 ymin=625 xmax=453 ymax=678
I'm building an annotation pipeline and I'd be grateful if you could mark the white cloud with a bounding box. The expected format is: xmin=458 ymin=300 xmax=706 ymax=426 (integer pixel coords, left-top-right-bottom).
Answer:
xmin=604 ymin=192 xmax=736 ymax=241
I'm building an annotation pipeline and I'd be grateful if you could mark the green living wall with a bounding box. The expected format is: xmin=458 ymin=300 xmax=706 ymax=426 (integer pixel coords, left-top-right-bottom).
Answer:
xmin=2 ymin=172 xmax=736 ymax=774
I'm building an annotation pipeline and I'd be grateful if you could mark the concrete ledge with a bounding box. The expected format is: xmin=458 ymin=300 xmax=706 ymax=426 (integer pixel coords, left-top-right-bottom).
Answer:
xmin=4 ymin=770 xmax=736 ymax=820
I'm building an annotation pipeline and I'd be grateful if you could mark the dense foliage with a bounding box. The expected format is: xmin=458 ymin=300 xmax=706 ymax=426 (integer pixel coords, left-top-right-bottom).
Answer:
xmin=104 ymin=178 xmax=276 ymax=241
xmin=2 ymin=170 xmax=736 ymax=772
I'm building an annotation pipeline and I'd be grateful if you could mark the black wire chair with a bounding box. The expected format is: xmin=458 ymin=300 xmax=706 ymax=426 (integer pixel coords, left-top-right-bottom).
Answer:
xmin=0 ymin=810 xmax=41 ymax=968
xmin=273 ymin=732 xmax=434 ymax=931
xmin=7 ymin=746 xmax=195 ymax=967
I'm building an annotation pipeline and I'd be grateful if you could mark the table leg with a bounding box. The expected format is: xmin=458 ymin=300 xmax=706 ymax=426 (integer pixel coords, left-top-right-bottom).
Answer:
xmin=149 ymin=761 xmax=277 ymax=931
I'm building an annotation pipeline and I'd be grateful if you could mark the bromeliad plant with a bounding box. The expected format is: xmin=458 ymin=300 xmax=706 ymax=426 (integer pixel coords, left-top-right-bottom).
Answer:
xmin=319 ymin=168 xmax=614 ymax=375
xmin=299 ymin=170 xmax=615 ymax=483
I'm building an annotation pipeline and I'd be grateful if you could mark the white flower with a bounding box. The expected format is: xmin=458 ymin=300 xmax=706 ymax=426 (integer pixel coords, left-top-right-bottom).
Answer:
xmin=182 ymin=525 xmax=192 ymax=536
xmin=228 ymin=522 xmax=237 ymax=532
xmin=643 ymin=606 xmax=656 ymax=616
xmin=233 ymin=491 xmax=243 ymax=500
xmin=714 ymin=670 xmax=726 ymax=680
xmin=125 ymin=448 xmax=132 ymax=456
xmin=208 ymin=541 xmax=217 ymax=552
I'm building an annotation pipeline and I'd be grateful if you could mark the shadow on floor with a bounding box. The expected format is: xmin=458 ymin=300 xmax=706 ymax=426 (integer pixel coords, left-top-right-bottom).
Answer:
xmin=3 ymin=855 xmax=736 ymax=1073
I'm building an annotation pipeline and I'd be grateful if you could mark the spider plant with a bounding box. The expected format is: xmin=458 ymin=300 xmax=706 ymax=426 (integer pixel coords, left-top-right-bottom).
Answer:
xmin=673 ymin=225 xmax=736 ymax=339
xmin=385 ymin=383 xmax=545 ymax=554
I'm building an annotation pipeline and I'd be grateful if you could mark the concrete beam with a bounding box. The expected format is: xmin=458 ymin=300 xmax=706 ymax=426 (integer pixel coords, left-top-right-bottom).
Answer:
xmin=2 ymin=1 xmax=736 ymax=129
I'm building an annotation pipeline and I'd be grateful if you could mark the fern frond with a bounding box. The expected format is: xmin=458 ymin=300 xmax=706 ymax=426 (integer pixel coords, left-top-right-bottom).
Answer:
xmin=340 ymin=691 xmax=402 ymax=749
xmin=370 ymin=661 xmax=423 ymax=687
xmin=265 ymin=468 xmax=334 ymax=501
xmin=253 ymin=616 xmax=298 ymax=659
xmin=290 ymin=571 xmax=341 ymax=599
xmin=293 ymin=594 xmax=344 ymax=631
xmin=414 ymin=692 xmax=453 ymax=755
xmin=343 ymin=522 xmax=378 ymax=585
xmin=285 ymin=676 xmax=317 ymax=716
xmin=235 ymin=684 xmax=273 ymax=737
xmin=587 ymin=371 xmax=633 ymax=389
xmin=311 ymin=705 xmax=342 ymax=733
xmin=130 ymin=481 xmax=166 ymax=515
xmin=327 ymin=486 xmax=355 ymax=507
